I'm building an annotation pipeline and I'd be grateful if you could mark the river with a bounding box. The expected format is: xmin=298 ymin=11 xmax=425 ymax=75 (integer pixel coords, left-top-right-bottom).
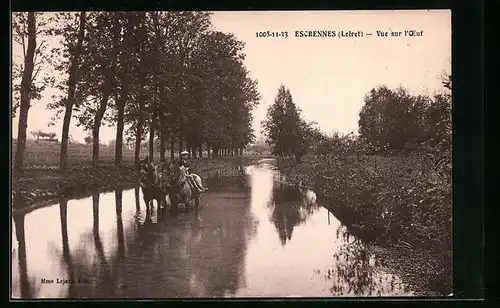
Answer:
xmin=11 ymin=159 xmax=414 ymax=298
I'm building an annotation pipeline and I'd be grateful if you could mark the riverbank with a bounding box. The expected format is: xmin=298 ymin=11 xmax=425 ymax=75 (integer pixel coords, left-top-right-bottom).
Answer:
xmin=277 ymin=154 xmax=452 ymax=296
xmin=11 ymin=156 xmax=255 ymax=214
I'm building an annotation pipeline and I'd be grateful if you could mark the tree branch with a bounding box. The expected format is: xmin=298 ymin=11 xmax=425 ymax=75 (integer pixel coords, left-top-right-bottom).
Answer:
xmin=31 ymin=65 xmax=42 ymax=83
xmin=12 ymin=22 xmax=25 ymax=46
xmin=35 ymin=40 xmax=46 ymax=55
xmin=20 ymin=29 xmax=27 ymax=60
xmin=34 ymin=56 xmax=44 ymax=68
xmin=35 ymin=15 xmax=42 ymax=34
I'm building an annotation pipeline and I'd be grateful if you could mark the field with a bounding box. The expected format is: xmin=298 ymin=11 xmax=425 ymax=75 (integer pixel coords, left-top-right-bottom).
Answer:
xmin=11 ymin=139 xmax=215 ymax=167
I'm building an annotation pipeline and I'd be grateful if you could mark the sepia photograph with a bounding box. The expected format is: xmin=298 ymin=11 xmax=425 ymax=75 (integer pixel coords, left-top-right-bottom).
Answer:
xmin=11 ymin=10 xmax=452 ymax=299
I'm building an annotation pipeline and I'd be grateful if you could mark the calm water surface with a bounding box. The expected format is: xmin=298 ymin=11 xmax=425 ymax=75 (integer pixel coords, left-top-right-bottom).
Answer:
xmin=11 ymin=159 xmax=414 ymax=298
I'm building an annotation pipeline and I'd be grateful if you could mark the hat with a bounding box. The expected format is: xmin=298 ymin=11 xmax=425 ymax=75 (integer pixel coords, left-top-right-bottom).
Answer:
xmin=181 ymin=150 xmax=189 ymax=155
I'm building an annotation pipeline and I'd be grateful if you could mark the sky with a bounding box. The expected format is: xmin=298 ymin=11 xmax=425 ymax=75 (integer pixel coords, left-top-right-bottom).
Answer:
xmin=11 ymin=10 xmax=451 ymax=144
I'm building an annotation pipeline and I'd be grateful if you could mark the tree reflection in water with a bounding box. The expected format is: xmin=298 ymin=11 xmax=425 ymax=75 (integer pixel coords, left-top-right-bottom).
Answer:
xmin=13 ymin=210 xmax=34 ymax=298
xmin=46 ymin=189 xmax=131 ymax=298
xmin=115 ymin=187 xmax=125 ymax=259
xmin=46 ymin=179 xmax=252 ymax=298
xmin=326 ymin=225 xmax=408 ymax=296
xmin=12 ymin=164 xmax=418 ymax=298
xmin=91 ymin=192 xmax=115 ymax=296
xmin=59 ymin=198 xmax=77 ymax=297
xmin=269 ymin=183 xmax=321 ymax=245
xmin=135 ymin=187 xmax=141 ymax=212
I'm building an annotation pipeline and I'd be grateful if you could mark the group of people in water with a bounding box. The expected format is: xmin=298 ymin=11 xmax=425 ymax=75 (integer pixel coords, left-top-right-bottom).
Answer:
xmin=138 ymin=150 xmax=207 ymax=211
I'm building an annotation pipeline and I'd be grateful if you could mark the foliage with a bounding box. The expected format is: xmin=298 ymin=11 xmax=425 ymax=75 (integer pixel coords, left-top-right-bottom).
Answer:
xmin=262 ymin=85 xmax=315 ymax=162
xmin=358 ymin=83 xmax=451 ymax=154
xmin=191 ymin=30 xmax=261 ymax=152
xmin=277 ymin=74 xmax=452 ymax=294
xmin=84 ymin=136 xmax=92 ymax=144
xmin=15 ymin=12 xmax=262 ymax=169
xmin=46 ymin=12 xmax=88 ymax=122
xmin=12 ymin=12 xmax=57 ymax=118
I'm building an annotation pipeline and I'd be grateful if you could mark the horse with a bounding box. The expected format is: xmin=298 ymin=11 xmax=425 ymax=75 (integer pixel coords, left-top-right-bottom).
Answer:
xmin=165 ymin=159 xmax=206 ymax=212
xmin=138 ymin=157 xmax=169 ymax=210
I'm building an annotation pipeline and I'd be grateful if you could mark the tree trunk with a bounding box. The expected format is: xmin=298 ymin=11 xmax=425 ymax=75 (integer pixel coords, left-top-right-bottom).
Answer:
xmin=178 ymin=135 xmax=183 ymax=157
xmin=170 ymin=134 xmax=175 ymax=160
xmin=134 ymin=124 xmax=142 ymax=170
xmin=14 ymin=212 xmax=31 ymax=298
xmin=59 ymin=11 xmax=86 ymax=172
xmin=192 ymin=147 xmax=197 ymax=159
xmin=92 ymin=129 xmax=100 ymax=169
xmin=159 ymin=116 xmax=165 ymax=162
xmin=160 ymin=135 xmax=166 ymax=162
xmin=115 ymin=97 xmax=125 ymax=166
xmin=198 ymin=146 xmax=202 ymax=158
xmin=239 ymin=148 xmax=243 ymax=156
xmin=148 ymin=113 xmax=155 ymax=161
xmin=14 ymin=12 xmax=36 ymax=173
xmin=92 ymin=92 xmax=110 ymax=169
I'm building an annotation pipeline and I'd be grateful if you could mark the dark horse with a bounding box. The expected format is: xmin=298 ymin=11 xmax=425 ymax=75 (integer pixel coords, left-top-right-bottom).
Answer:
xmin=138 ymin=157 xmax=169 ymax=210
xmin=165 ymin=159 xmax=204 ymax=212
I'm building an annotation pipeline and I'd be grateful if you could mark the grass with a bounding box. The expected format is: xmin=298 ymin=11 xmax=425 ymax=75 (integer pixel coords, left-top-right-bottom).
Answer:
xmin=11 ymin=139 xmax=223 ymax=167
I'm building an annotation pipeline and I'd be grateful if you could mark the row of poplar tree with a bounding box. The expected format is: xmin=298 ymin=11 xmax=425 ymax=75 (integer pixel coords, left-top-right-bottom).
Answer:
xmin=12 ymin=11 xmax=261 ymax=172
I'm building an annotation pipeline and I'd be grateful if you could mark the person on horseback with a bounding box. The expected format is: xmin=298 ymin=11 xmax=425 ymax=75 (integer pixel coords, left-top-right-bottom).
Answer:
xmin=180 ymin=150 xmax=190 ymax=170
xmin=139 ymin=156 xmax=168 ymax=209
xmin=180 ymin=150 xmax=207 ymax=193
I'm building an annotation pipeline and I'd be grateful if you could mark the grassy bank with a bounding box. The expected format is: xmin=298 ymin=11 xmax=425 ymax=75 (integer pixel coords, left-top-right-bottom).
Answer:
xmin=278 ymin=153 xmax=452 ymax=295
xmin=12 ymin=155 xmax=251 ymax=213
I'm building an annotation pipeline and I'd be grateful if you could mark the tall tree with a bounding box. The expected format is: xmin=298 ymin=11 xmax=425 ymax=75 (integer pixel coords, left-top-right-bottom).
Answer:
xmin=262 ymin=85 xmax=304 ymax=160
xmin=13 ymin=12 xmax=36 ymax=172
xmin=123 ymin=12 xmax=152 ymax=168
xmin=74 ymin=12 xmax=122 ymax=168
xmin=358 ymin=83 xmax=451 ymax=154
xmin=153 ymin=12 xmax=212 ymax=160
xmin=358 ymin=86 xmax=418 ymax=152
xmin=57 ymin=12 xmax=86 ymax=172
xmin=13 ymin=12 xmax=55 ymax=172
xmin=113 ymin=12 xmax=137 ymax=166
xmin=192 ymin=30 xmax=259 ymax=156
